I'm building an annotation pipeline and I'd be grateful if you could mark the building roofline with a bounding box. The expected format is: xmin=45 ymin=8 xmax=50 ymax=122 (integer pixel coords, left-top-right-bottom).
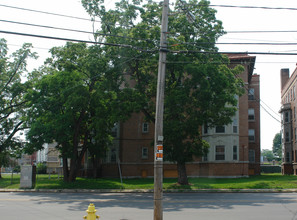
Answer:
xmin=226 ymin=53 xmax=256 ymax=83
xmin=281 ymin=66 xmax=297 ymax=96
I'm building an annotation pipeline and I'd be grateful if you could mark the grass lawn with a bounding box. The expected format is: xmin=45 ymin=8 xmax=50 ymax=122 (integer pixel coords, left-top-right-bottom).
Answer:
xmin=1 ymin=173 xmax=297 ymax=190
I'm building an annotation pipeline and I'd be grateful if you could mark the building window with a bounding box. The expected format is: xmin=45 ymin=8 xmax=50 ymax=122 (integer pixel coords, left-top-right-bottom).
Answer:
xmin=233 ymin=125 xmax=238 ymax=133
xmin=294 ymin=86 xmax=296 ymax=100
xmin=286 ymin=152 xmax=290 ymax=162
xmin=294 ymin=107 xmax=296 ymax=119
xmin=233 ymin=118 xmax=238 ymax=133
xmin=204 ymin=124 xmax=208 ymax=134
xmin=248 ymin=129 xmax=255 ymax=142
xmin=215 ymin=145 xmax=225 ymax=160
xmin=215 ymin=126 xmax=225 ymax=133
xmin=248 ymin=109 xmax=255 ymax=121
xmin=285 ymin=112 xmax=289 ymax=123
xmin=142 ymin=122 xmax=149 ymax=133
xmin=285 ymin=131 xmax=290 ymax=142
xmin=203 ymin=153 xmax=208 ymax=162
xmin=142 ymin=147 xmax=148 ymax=159
xmin=248 ymin=88 xmax=255 ymax=100
xmin=233 ymin=145 xmax=238 ymax=160
xmin=111 ymin=149 xmax=117 ymax=162
xmin=47 ymin=156 xmax=58 ymax=162
xmin=111 ymin=123 xmax=118 ymax=137
xmin=249 ymin=149 xmax=255 ymax=162
xmin=295 ymin=128 xmax=297 ymax=141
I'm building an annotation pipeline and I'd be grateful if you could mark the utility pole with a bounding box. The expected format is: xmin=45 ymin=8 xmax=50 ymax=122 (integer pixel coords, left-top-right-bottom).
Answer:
xmin=154 ymin=0 xmax=169 ymax=220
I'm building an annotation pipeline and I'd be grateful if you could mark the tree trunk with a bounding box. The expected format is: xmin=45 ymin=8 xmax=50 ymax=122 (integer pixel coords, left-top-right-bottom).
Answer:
xmin=67 ymin=145 xmax=87 ymax=182
xmin=67 ymin=134 xmax=80 ymax=182
xmin=67 ymin=110 xmax=86 ymax=182
xmin=177 ymin=162 xmax=189 ymax=185
xmin=0 ymin=154 xmax=2 ymax=179
xmin=68 ymin=158 xmax=78 ymax=182
xmin=62 ymin=157 xmax=69 ymax=182
xmin=92 ymin=155 xmax=98 ymax=178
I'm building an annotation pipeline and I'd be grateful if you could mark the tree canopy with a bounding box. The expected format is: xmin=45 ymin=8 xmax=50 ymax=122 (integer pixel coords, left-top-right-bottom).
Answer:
xmin=0 ymin=38 xmax=37 ymax=177
xmin=82 ymin=0 xmax=245 ymax=184
xmin=272 ymin=132 xmax=282 ymax=160
xmin=25 ymin=42 xmax=140 ymax=182
xmin=261 ymin=149 xmax=275 ymax=162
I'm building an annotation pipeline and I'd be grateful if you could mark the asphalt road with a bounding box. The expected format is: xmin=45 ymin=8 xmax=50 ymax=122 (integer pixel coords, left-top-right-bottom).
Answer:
xmin=1 ymin=192 xmax=297 ymax=220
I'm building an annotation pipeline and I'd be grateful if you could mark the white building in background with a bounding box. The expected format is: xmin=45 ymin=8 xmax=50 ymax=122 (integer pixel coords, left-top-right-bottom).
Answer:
xmin=36 ymin=143 xmax=62 ymax=174
xmin=36 ymin=143 xmax=48 ymax=163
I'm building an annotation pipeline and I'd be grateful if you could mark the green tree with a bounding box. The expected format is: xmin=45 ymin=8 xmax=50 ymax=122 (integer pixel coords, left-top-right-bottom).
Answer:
xmin=25 ymin=42 xmax=138 ymax=182
xmin=273 ymin=132 xmax=282 ymax=160
xmin=0 ymin=38 xmax=37 ymax=178
xmin=261 ymin=149 xmax=275 ymax=162
xmin=82 ymin=0 xmax=245 ymax=184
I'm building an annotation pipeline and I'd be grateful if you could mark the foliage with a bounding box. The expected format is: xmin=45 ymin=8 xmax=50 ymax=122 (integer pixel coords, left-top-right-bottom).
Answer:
xmin=261 ymin=165 xmax=281 ymax=173
xmin=0 ymin=38 xmax=37 ymax=177
xmin=272 ymin=132 xmax=282 ymax=160
xmin=261 ymin=149 xmax=275 ymax=162
xmin=13 ymin=165 xmax=21 ymax=173
xmin=36 ymin=163 xmax=47 ymax=174
xmin=0 ymin=152 xmax=10 ymax=168
xmin=24 ymin=42 xmax=140 ymax=182
xmin=81 ymin=0 xmax=245 ymax=184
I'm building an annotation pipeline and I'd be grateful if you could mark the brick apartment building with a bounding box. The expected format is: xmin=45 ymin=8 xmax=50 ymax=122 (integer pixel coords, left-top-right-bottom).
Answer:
xmin=201 ymin=54 xmax=260 ymax=177
xmin=280 ymin=68 xmax=297 ymax=175
xmin=80 ymin=53 xmax=260 ymax=178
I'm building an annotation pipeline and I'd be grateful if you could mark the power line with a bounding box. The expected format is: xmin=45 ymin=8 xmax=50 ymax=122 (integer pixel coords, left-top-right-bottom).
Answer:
xmin=219 ymin=37 xmax=290 ymax=43
xmin=184 ymin=1 xmax=297 ymax=11
xmin=0 ymin=19 xmax=94 ymax=34
xmin=7 ymin=19 xmax=297 ymax=47
xmin=260 ymin=100 xmax=280 ymax=119
xmin=169 ymin=50 xmax=297 ymax=56
xmin=0 ymin=30 xmax=157 ymax=53
xmin=216 ymin=42 xmax=297 ymax=46
xmin=2 ymin=2 xmax=297 ymax=38
xmin=7 ymin=43 xmax=49 ymax=51
xmin=4 ymin=28 xmax=297 ymax=57
xmin=3 ymin=29 xmax=297 ymax=56
xmin=0 ymin=3 xmax=160 ymax=32
xmin=209 ymin=4 xmax=297 ymax=11
xmin=7 ymin=42 xmax=297 ymax=65
xmin=169 ymin=41 xmax=297 ymax=49
xmin=0 ymin=3 xmax=93 ymax=22
xmin=0 ymin=19 xmax=157 ymax=44
xmin=240 ymin=81 xmax=281 ymax=124
xmin=227 ymin=30 xmax=297 ymax=34
xmin=260 ymin=103 xmax=281 ymax=124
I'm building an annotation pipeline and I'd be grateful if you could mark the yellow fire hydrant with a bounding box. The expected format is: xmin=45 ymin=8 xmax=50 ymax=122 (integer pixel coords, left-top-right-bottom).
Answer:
xmin=83 ymin=203 xmax=100 ymax=220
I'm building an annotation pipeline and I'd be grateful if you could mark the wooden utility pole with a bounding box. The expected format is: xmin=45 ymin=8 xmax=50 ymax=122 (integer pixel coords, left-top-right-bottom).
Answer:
xmin=154 ymin=0 xmax=169 ymax=220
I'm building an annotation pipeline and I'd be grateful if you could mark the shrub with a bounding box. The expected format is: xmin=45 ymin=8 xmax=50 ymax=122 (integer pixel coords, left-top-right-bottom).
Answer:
xmin=13 ymin=165 xmax=21 ymax=173
xmin=261 ymin=165 xmax=281 ymax=173
xmin=36 ymin=163 xmax=47 ymax=174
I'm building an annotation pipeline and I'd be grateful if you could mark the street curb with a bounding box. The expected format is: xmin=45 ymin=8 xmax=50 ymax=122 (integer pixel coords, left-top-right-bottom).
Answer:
xmin=1 ymin=188 xmax=297 ymax=193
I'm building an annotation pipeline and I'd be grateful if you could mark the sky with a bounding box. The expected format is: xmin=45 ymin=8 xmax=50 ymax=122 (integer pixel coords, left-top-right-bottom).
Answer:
xmin=1 ymin=0 xmax=296 ymax=150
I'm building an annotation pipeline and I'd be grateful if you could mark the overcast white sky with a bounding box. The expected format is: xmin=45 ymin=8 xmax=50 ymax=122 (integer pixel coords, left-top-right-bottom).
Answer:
xmin=1 ymin=0 xmax=296 ymax=150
